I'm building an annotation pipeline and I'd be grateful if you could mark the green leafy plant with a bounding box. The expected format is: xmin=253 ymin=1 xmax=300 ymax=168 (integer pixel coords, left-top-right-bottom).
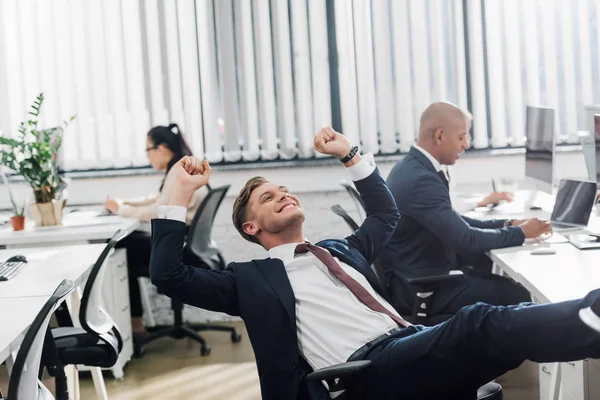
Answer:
xmin=0 ymin=93 xmax=75 ymax=203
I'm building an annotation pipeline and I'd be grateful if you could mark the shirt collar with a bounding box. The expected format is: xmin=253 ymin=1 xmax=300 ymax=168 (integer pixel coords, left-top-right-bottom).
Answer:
xmin=412 ymin=144 xmax=442 ymax=172
xmin=268 ymin=242 xmax=306 ymax=262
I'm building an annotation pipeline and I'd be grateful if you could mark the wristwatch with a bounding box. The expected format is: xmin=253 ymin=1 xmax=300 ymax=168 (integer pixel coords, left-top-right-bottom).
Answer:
xmin=506 ymin=219 xmax=515 ymax=227
xmin=340 ymin=146 xmax=359 ymax=163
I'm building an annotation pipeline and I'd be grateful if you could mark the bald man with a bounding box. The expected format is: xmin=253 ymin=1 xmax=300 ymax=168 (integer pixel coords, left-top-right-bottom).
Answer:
xmin=379 ymin=102 xmax=551 ymax=319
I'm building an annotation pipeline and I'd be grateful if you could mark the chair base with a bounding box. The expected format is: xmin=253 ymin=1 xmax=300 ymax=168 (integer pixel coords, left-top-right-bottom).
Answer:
xmin=134 ymin=323 xmax=241 ymax=358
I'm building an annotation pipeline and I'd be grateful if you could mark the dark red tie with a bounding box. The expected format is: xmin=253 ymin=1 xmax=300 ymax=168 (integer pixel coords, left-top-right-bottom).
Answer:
xmin=295 ymin=243 xmax=411 ymax=328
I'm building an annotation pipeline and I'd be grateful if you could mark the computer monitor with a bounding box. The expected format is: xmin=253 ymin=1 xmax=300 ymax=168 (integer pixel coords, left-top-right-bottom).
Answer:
xmin=524 ymin=106 xmax=555 ymax=194
xmin=595 ymin=115 xmax=600 ymax=185
xmin=583 ymin=105 xmax=600 ymax=185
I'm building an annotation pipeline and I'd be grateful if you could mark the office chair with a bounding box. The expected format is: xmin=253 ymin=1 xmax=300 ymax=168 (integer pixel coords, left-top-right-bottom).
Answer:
xmin=43 ymin=231 xmax=125 ymax=398
xmin=339 ymin=181 xmax=365 ymax=221
xmin=2 ymin=279 xmax=74 ymax=400
xmin=135 ymin=185 xmax=241 ymax=357
xmin=331 ymin=204 xmax=465 ymax=326
xmin=308 ymin=361 xmax=503 ymax=399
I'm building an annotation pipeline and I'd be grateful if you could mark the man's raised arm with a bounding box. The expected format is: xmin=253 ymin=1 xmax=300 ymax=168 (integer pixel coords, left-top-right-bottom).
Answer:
xmin=313 ymin=127 xmax=400 ymax=265
xmin=150 ymin=156 xmax=240 ymax=316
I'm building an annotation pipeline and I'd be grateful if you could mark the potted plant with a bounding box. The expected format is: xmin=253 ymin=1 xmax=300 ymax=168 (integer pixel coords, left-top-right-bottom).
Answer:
xmin=0 ymin=93 xmax=75 ymax=226
xmin=0 ymin=165 xmax=25 ymax=231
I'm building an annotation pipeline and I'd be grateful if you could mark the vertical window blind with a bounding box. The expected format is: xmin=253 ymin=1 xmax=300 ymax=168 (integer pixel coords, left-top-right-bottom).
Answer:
xmin=0 ymin=0 xmax=598 ymax=171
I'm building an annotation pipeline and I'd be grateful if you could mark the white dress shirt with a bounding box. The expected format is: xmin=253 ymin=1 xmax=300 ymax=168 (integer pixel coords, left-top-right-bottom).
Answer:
xmin=155 ymin=153 xmax=401 ymax=372
xmin=413 ymin=144 xmax=442 ymax=172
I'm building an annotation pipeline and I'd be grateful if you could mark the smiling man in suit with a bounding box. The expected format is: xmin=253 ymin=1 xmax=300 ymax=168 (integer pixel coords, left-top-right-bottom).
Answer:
xmin=380 ymin=102 xmax=552 ymax=318
xmin=150 ymin=127 xmax=600 ymax=400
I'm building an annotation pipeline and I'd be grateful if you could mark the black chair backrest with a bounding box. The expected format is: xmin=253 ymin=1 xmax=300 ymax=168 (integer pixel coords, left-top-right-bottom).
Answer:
xmin=8 ymin=279 xmax=74 ymax=400
xmin=340 ymin=181 xmax=366 ymax=220
xmin=331 ymin=205 xmax=360 ymax=231
xmin=330 ymin=204 xmax=391 ymax=301
xmin=186 ymin=185 xmax=230 ymax=263
xmin=79 ymin=230 xmax=126 ymax=352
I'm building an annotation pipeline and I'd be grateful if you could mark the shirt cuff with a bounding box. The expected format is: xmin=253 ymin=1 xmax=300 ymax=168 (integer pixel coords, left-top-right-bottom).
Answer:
xmin=156 ymin=206 xmax=187 ymax=223
xmin=346 ymin=153 xmax=376 ymax=182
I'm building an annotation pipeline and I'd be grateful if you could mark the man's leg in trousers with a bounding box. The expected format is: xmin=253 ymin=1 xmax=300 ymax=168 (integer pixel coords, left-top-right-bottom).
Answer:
xmin=433 ymin=273 xmax=531 ymax=315
xmin=360 ymin=289 xmax=600 ymax=399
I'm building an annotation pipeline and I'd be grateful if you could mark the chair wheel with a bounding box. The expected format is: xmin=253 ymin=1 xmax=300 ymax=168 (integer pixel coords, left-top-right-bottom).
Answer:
xmin=200 ymin=345 xmax=211 ymax=356
xmin=231 ymin=332 xmax=242 ymax=343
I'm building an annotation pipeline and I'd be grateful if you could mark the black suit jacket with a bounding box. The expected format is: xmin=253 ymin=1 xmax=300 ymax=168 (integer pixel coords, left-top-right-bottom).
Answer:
xmin=379 ymin=147 xmax=525 ymax=313
xmin=150 ymin=169 xmax=400 ymax=400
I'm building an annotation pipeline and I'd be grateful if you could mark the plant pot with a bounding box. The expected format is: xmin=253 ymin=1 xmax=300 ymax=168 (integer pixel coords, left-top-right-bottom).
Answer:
xmin=10 ymin=216 xmax=25 ymax=231
xmin=28 ymin=199 xmax=66 ymax=226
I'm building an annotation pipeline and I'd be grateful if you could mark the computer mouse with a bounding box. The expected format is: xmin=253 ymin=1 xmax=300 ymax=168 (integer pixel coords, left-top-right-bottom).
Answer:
xmin=7 ymin=255 xmax=27 ymax=263
xmin=529 ymin=248 xmax=556 ymax=255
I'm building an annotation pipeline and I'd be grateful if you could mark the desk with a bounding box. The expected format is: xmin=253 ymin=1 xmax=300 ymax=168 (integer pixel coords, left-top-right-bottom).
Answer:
xmin=0 ymin=245 xmax=106 ymax=298
xmin=490 ymin=243 xmax=600 ymax=400
xmin=0 ymin=212 xmax=139 ymax=248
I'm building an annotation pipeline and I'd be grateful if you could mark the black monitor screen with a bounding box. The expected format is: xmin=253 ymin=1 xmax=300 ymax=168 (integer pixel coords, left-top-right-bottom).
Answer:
xmin=525 ymin=106 xmax=554 ymax=185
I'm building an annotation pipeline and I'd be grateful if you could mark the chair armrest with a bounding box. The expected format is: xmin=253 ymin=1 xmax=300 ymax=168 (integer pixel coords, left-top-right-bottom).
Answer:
xmin=406 ymin=270 xmax=464 ymax=286
xmin=307 ymin=360 xmax=371 ymax=381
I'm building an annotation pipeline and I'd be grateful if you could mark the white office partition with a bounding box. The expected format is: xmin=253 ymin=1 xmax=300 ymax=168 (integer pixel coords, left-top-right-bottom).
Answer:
xmin=215 ymin=0 xmax=241 ymax=162
xmin=290 ymin=0 xmax=315 ymax=158
xmin=0 ymin=1 xmax=12 ymax=140
xmin=308 ymin=0 xmax=332 ymax=135
xmin=408 ymin=0 xmax=432 ymax=122
xmin=430 ymin=0 xmax=448 ymax=103
xmin=36 ymin=0 xmax=59 ymax=129
xmin=233 ymin=0 xmax=259 ymax=161
xmin=70 ymin=0 xmax=97 ymax=169
xmin=465 ymin=0 xmax=488 ymax=149
xmin=17 ymin=0 xmax=41 ymax=123
xmin=197 ymin=0 xmax=225 ymax=163
xmin=334 ymin=0 xmax=360 ymax=147
xmin=163 ymin=1 xmax=185 ymax=134
xmin=452 ymin=0 xmax=468 ymax=113
xmin=271 ymin=0 xmax=297 ymax=159
xmin=1 ymin=0 xmax=23 ymax=140
xmin=577 ymin=0 xmax=594 ymax=117
xmin=371 ymin=0 xmax=397 ymax=154
xmin=120 ymin=0 xmax=150 ymax=167
xmin=502 ymin=0 xmax=525 ymax=147
xmin=558 ymin=0 xmax=578 ymax=142
xmin=352 ymin=0 xmax=378 ymax=154
xmin=391 ymin=0 xmax=416 ymax=152
xmin=484 ymin=0 xmax=507 ymax=148
xmin=103 ymin=0 xmax=131 ymax=168
xmin=253 ymin=0 xmax=279 ymax=160
xmin=143 ymin=0 xmax=169 ymax=127
xmin=177 ymin=0 xmax=205 ymax=159
xmin=540 ymin=0 xmax=560 ymax=143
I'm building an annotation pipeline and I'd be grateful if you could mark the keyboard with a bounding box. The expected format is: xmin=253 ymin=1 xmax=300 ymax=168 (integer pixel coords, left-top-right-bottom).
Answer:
xmin=0 ymin=260 xmax=27 ymax=281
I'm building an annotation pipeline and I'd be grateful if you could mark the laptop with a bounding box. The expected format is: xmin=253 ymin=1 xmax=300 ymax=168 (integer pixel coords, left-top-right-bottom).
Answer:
xmin=550 ymin=179 xmax=597 ymax=231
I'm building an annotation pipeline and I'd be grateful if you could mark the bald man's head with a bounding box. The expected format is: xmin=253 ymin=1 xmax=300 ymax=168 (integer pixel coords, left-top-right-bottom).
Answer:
xmin=416 ymin=102 xmax=471 ymax=165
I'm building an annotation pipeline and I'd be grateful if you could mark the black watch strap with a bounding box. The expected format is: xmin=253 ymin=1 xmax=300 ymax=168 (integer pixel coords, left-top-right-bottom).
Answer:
xmin=506 ymin=219 xmax=514 ymax=227
xmin=340 ymin=146 xmax=359 ymax=163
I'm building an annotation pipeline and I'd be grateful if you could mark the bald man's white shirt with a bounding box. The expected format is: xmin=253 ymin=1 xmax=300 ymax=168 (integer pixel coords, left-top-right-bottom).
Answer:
xmin=413 ymin=144 xmax=442 ymax=172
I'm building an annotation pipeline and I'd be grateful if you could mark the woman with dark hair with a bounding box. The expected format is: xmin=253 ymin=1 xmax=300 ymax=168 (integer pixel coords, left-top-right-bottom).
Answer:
xmin=104 ymin=123 xmax=208 ymax=338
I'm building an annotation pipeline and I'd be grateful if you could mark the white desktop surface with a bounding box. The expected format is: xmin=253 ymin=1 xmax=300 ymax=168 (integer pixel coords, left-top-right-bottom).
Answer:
xmin=489 ymin=243 xmax=600 ymax=304
xmin=0 ymin=296 xmax=49 ymax=363
xmin=0 ymin=212 xmax=139 ymax=247
xmin=0 ymin=244 xmax=106 ymax=298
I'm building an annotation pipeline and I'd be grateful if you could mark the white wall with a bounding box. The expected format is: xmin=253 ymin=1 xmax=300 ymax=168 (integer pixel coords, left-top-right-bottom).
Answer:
xmin=0 ymin=149 xmax=588 ymax=210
